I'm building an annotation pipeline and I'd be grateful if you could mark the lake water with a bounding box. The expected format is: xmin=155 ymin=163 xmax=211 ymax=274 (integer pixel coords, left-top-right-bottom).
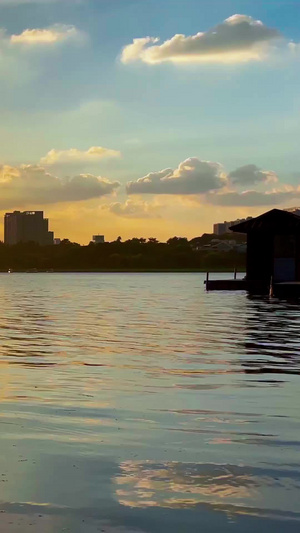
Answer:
xmin=0 ymin=273 xmax=300 ymax=532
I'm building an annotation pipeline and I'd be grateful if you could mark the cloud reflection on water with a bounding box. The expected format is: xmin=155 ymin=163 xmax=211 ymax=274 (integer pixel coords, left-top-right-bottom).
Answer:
xmin=114 ymin=460 xmax=300 ymax=523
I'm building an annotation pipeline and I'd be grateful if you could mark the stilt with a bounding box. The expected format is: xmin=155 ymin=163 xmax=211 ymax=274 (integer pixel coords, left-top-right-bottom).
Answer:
xmin=269 ymin=276 xmax=274 ymax=298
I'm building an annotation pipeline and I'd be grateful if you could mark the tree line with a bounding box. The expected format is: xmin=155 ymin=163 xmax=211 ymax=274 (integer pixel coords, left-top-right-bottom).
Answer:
xmin=0 ymin=234 xmax=246 ymax=271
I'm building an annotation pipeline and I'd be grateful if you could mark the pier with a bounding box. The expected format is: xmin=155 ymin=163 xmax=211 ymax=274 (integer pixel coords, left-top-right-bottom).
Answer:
xmin=205 ymin=209 xmax=300 ymax=297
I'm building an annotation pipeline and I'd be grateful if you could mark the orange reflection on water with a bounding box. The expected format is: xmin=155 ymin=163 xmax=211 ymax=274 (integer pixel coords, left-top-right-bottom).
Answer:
xmin=114 ymin=460 xmax=254 ymax=510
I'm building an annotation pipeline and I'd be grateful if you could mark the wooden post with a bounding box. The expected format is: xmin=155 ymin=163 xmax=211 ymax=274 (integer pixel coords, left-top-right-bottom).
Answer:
xmin=269 ymin=276 xmax=274 ymax=297
xmin=206 ymin=271 xmax=209 ymax=290
xmin=234 ymin=267 xmax=237 ymax=280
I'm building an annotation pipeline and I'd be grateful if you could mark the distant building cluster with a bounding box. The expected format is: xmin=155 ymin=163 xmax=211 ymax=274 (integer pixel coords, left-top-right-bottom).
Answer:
xmin=193 ymin=239 xmax=246 ymax=254
xmin=3 ymin=210 xmax=106 ymax=246
xmin=5 ymin=206 xmax=300 ymax=247
xmin=213 ymin=208 xmax=300 ymax=236
xmin=4 ymin=211 xmax=54 ymax=246
xmin=213 ymin=217 xmax=253 ymax=235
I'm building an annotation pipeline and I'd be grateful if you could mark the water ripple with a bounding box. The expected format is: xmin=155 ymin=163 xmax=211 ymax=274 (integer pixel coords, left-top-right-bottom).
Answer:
xmin=0 ymin=273 xmax=300 ymax=532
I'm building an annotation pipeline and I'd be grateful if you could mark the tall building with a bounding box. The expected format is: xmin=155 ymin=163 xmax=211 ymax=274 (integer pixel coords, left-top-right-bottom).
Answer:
xmin=92 ymin=235 xmax=105 ymax=244
xmin=213 ymin=217 xmax=253 ymax=235
xmin=214 ymin=209 xmax=300 ymax=236
xmin=213 ymin=223 xmax=227 ymax=235
xmin=4 ymin=211 xmax=54 ymax=245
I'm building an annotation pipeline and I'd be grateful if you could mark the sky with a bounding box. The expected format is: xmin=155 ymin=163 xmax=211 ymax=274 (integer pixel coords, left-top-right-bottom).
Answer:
xmin=0 ymin=0 xmax=300 ymax=243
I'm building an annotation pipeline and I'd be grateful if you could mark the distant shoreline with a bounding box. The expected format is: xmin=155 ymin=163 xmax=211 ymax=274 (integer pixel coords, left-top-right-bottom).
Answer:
xmin=2 ymin=268 xmax=246 ymax=274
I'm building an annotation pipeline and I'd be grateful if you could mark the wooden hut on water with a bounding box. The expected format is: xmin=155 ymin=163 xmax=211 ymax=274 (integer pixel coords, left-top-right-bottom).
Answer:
xmin=206 ymin=209 xmax=300 ymax=296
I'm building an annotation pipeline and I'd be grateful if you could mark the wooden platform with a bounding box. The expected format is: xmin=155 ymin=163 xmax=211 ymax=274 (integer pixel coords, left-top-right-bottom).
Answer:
xmin=205 ymin=279 xmax=247 ymax=291
xmin=205 ymin=277 xmax=300 ymax=297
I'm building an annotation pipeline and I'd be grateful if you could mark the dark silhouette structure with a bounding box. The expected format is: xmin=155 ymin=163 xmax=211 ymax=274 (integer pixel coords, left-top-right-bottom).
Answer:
xmin=4 ymin=211 xmax=54 ymax=246
xmin=206 ymin=208 xmax=300 ymax=295
xmin=231 ymin=209 xmax=300 ymax=283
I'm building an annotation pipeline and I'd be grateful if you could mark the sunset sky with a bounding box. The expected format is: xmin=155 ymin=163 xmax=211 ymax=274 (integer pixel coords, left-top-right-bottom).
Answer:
xmin=0 ymin=0 xmax=299 ymax=243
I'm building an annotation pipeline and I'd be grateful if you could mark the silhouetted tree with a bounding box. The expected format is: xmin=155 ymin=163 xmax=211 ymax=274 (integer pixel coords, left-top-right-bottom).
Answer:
xmin=0 ymin=233 xmax=246 ymax=271
xmin=167 ymin=237 xmax=189 ymax=246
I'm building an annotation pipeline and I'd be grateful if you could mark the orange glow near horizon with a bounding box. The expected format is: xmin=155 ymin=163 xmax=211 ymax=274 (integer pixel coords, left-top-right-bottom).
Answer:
xmin=0 ymin=203 xmax=271 ymax=244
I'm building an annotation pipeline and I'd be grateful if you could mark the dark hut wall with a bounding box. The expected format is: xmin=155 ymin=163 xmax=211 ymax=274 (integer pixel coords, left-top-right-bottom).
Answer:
xmin=247 ymin=232 xmax=273 ymax=282
xmin=274 ymin=234 xmax=296 ymax=282
xmin=296 ymin=236 xmax=300 ymax=281
xmin=247 ymin=232 xmax=300 ymax=282
xmin=230 ymin=210 xmax=300 ymax=283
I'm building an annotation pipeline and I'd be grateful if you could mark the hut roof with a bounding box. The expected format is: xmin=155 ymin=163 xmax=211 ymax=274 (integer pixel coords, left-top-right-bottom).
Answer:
xmin=230 ymin=209 xmax=300 ymax=234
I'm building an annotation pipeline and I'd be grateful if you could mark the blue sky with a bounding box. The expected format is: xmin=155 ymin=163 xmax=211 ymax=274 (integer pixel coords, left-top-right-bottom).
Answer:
xmin=0 ymin=0 xmax=299 ymax=242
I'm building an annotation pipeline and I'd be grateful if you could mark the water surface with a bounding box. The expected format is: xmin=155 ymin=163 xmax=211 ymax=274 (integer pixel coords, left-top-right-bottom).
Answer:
xmin=0 ymin=273 xmax=300 ymax=532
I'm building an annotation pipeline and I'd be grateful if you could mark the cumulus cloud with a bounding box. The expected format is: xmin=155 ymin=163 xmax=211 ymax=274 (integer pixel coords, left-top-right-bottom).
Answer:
xmin=0 ymin=24 xmax=84 ymax=59
xmin=40 ymin=146 xmax=121 ymax=165
xmin=10 ymin=24 xmax=81 ymax=45
xmin=228 ymin=164 xmax=278 ymax=185
xmin=102 ymin=199 xmax=161 ymax=219
xmin=126 ymin=158 xmax=226 ymax=195
xmin=0 ymin=23 xmax=84 ymax=85
xmin=121 ymin=14 xmax=281 ymax=65
xmin=126 ymin=156 xmax=300 ymax=208
xmin=206 ymin=188 xmax=300 ymax=206
xmin=0 ymin=164 xmax=120 ymax=209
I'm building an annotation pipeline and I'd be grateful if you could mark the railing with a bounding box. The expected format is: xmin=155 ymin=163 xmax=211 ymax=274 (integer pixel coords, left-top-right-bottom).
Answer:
xmin=205 ymin=268 xmax=239 ymax=290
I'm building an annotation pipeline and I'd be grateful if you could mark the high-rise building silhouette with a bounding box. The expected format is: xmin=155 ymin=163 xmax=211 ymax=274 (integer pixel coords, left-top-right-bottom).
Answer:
xmin=213 ymin=217 xmax=253 ymax=235
xmin=92 ymin=235 xmax=105 ymax=244
xmin=4 ymin=211 xmax=54 ymax=245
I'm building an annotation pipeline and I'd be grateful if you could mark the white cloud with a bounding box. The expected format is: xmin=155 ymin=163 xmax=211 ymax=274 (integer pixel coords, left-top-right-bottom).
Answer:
xmin=121 ymin=14 xmax=282 ymax=65
xmin=289 ymin=42 xmax=300 ymax=53
xmin=126 ymin=157 xmax=300 ymax=208
xmin=40 ymin=146 xmax=121 ymax=165
xmin=126 ymin=158 xmax=226 ymax=195
xmin=10 ymin=24 xmax=82 ymax=45
xmin=228 ymin=164 xmax=278 ymax=185
xmin=102 ymin=199 xmax=162 ymax=219
xmin=0 ymin=23 xmax=84 ymax=85
xmin=0 ymin=164 xmax=120 ymax=208
xmin=206 ymin=188 xmax=300 ymax=206
xmin=121 ymin=37 xmax=159 ymax=64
